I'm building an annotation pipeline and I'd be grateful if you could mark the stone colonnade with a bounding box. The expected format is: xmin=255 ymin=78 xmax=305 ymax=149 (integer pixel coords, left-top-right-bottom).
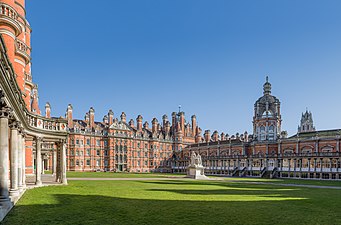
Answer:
xmin=34 ymin=138 xmax=67 ymax=185
xmin=172 ymin=154 xmax=341 ymax=180
xmin=0 ymin=106 xmax=67 ymax=208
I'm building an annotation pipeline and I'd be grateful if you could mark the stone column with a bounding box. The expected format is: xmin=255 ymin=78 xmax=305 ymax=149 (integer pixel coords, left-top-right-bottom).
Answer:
xmin=35 ymin=137 xmax=43 ymax=186
xmin=42 ymin=156 xmax=45 ymax=175
xmin=60 ymin=140 xmax=68 ymax=185
xmin=17 ymin=129 xmax=23 ymax=191
xmin=0 ymin=107 xmax=11 ymax=204
xmin=52 ymin=149 xmax=57 ymax=176
xmin=55 ymin=144 xmax=60 ymax=182
xmin=9 ymin=121 xmax=19 ymax=196
xmin=21 ymin=134 xmax=26 ymax=188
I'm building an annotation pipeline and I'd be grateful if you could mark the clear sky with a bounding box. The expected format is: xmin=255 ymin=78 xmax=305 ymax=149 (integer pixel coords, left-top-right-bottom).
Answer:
xmin=27 ymin=0 xmax=341 ymax=136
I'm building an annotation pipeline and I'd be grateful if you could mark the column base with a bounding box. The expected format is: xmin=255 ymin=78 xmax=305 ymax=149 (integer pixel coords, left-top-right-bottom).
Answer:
xmin=18 ymin=185 xmax=25 ymax=193
xmin=35 ymin=180 xmax=42 ymax=186
xmin=9 ymin=189 xmax=19 ymax=197
xmin=62 ymin=178 xmax=68 ymax=185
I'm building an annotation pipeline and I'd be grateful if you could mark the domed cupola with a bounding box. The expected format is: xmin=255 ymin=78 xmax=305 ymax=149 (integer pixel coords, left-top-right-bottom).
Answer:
xmin=253 ymin=77 xmax=282 ymax=142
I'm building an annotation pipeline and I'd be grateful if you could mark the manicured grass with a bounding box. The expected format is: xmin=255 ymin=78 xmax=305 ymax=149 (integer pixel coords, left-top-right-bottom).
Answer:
xmin=67 ymin=171 xmax=341 ymax=187
xmin=219 ymin=177 xmax=341 ymax=187
xmin=2 ymin=179 xmax=341 ymax=225
xmin=66 ymin=171 xmax=185 ymax=178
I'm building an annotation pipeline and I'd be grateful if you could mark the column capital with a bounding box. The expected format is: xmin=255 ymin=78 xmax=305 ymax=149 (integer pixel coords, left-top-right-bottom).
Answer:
xmin=35 ymin=136 xmax=43 ymax=143
xmin=19 ymin=127 xmax=26 ymax=137
xmin=0 ymin=106 xmax=13 ymax=119
xmin=56 ymin=139 xmax=67 ymax=146
xmin=9 ymin=120 xmax=20 ymax=130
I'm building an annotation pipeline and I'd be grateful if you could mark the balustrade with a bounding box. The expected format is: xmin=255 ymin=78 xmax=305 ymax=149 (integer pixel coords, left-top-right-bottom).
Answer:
xmin=15 ymin=39 xmax=30 ymax=63
xmin=0 ymin=3 xmax=21 ymax=35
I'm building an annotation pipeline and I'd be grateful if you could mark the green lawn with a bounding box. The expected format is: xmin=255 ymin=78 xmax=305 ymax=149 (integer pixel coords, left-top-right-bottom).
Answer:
xmin=2 ymin=179 xmax=341 ymax=225
xmin=66 ymin=171 xmax=185 ymax=178
xmin=219 ymin=177 xmax=341 ymax=187
xmin=66 ymin=171 xmax=341 ymax=187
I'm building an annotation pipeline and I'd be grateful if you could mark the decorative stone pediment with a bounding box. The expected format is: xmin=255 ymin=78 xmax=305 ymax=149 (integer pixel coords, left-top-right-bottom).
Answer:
xmin=109 ymin=121 xmax=131 ymax=131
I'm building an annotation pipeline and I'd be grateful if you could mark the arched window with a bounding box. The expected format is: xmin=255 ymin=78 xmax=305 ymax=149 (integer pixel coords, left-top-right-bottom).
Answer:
xmin=260 ymin=126 xmax=266 ymax=141
xmin=268 ymin=125 xmax=275 ymax=140
xmin=262 ymin=110 xmax=273 ymax=118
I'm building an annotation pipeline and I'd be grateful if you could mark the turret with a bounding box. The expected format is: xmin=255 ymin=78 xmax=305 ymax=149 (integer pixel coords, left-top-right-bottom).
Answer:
xmin=31 ymin=85 xmax=41 ymax=114
xmin=179 ymin=112 xmax=185 ymax=134
xmin=298 ymin=110 xmax=316 ymax=133
xmin=45 ymin=102 xmax=51 ymax=118
xmin=162 ymin=114 xmax=168 ymax=128
xmin=103 ymin=115 xmax=108 ymax=124
xmin=212 ymin=130 xmax=219 ymax=142
xmin=0 ymin=0 xmax=34 ymax=110
xmin=220 ymin=132 xmax=226 ymax=141
xmin=85 ymin=113 xmax=90 ymax=125
xmin=253 ymin=77 xmax=281 ymax=141
xmin=120 ymin=112 xmax=127 ymax=123
xmin=195 ymin=127 xmax=202 ymax=143
xmin=152 ymin=118 xmax=158 ymax=133
xmin=108 ymin=109 xmax=114 ymax=125
xmin=129 ymin=119 xmax=135 ymax=128
xmin=66 ymin=104 xmax=73 ymax=127
xmin=204 ymin=130 xmax=211 ymax=143
xmin=171 ymin=112 xmax=177 ymax=134
xmin=165 ymin=121 xmax=171 ymax=135
xmin=191 ymin=115 xmax=197 ymax=137
xmin=244 ymin=131 xmax=249 ymax=142
xmin=137 ymin=115 xmax=143 ymax=131
xmin=144 ymin=121 xmax=149 ymax=130
xmin=89 ymin=107 xmax=95 ymax=128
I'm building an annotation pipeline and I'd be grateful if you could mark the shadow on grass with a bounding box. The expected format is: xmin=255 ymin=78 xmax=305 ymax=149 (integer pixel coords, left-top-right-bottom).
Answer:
xmin=2 ymin=193 xmax=312 ymax=225
xmin=137 ymin=179 xmax=300 ymax=191
xmin=2 ymin=180 xmax=340 ymax=225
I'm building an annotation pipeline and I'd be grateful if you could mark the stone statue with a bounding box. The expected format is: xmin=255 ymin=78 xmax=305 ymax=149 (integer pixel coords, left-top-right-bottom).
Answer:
xmin=187 ymin=151 xmax=208 ymax=180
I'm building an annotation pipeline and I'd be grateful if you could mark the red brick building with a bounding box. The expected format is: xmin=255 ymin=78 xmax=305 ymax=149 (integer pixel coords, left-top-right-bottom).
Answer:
xmin=173 ymin=77 xmax=341 ymax=180
xmin=66 ymin=105 xmax=202 ymax=172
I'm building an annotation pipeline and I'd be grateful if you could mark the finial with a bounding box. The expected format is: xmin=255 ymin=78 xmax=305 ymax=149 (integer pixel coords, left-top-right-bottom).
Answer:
xmin=178 ymin=105 xmax=182 ymax=113
xmin=266 ymin=76 xmax=269 ymax=83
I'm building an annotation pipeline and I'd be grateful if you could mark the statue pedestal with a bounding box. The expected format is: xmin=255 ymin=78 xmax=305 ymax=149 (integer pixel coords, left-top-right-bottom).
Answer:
xmin=186 ymin=165 xmax=209 ymax=180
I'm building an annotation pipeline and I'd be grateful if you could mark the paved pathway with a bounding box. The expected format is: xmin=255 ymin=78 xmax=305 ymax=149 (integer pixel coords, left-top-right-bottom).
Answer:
xmin=67 ymin=177 xmax=341 ymax=190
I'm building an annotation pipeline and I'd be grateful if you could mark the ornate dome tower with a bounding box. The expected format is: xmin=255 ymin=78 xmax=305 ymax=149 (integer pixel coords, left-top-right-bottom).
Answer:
xmin=253 ymin=77 xmax=282 ymax=141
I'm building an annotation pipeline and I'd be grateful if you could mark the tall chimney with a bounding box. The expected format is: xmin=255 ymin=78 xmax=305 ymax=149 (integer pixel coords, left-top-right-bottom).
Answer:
xmin=204 ymin=130 xmax=211 ymax=143
xmin=66 ymin=104 xmax=73 ymax=127
xmin=89 ymin=107 xmax=95 ymax=128
xmin=108 ymin=109 xmax=114 ymax=125
xmin=137 ymin=115 xmax=143 ymax=131
xmin=45 ymin=102 xmax=51 ymax=118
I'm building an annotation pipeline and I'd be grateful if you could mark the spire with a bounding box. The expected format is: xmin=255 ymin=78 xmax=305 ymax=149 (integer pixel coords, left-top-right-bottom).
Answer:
xmin=263 ymin=76 xmax=272 ymax=95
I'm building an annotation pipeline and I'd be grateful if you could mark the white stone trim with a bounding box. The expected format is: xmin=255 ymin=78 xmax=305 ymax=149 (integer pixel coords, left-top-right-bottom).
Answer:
xmin=14 ymin=58 xmax=25 ymax=67
xmin=0 ymin=29 xmax=16 ymax=39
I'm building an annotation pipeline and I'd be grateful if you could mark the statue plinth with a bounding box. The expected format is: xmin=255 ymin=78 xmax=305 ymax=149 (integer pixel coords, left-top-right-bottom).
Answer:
xmin=186 ymin=165 xmax=209 ymax=180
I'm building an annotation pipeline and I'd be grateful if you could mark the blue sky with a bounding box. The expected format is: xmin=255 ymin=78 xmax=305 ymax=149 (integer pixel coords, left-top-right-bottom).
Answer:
xmin=27 ymin=0 xmax=341 ymax=136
